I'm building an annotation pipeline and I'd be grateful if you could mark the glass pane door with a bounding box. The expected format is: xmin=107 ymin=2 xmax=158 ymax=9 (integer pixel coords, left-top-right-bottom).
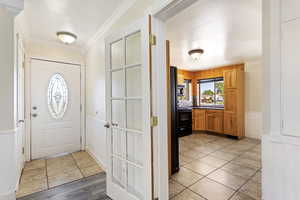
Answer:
xmin=106 ymin=17 xmax=152 ymax=200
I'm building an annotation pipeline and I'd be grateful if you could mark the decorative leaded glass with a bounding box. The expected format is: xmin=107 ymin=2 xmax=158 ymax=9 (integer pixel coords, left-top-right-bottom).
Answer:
xmin=47 ymin=73 xmax=68 ymax=119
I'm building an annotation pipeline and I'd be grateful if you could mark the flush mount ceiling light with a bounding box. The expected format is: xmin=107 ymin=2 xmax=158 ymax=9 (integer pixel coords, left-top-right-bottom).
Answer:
xmin=188 ymin=49 xmax=204 ymax=60
xmin=56 ymin=31 xmax=77 ymax=44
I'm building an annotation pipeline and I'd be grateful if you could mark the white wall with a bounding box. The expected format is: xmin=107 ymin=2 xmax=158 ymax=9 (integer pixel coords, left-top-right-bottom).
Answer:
xmin=262 ymin=0 xmax=300 ymax=199
xmin=26 ymin=39 xmax=83 ymax=64
xmin=85 ymin=40 xmax=107 ymax=169
xmin=0 ymin=4 xmax=22 ymax=200
xmin=0 ymin=6 xmax=15 ymax=131
xmin=244 ymin=59 xmax=263 ymax=139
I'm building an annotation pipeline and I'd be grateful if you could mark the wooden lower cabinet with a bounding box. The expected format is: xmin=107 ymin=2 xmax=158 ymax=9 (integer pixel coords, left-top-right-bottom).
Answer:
xmin=223 ymin=112 xmax=237 ymax=136
xmin=193 ymin=109 xmax=206 ymax=130
xmin=206 ymin=110 xmax=224 ymax=134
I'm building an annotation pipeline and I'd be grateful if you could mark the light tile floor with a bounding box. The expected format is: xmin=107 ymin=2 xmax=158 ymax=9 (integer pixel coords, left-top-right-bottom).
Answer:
xmin=17 ymin=151 xmax=104 ymax=198
xmin=170 ymin=132 xmax=261 ymax=200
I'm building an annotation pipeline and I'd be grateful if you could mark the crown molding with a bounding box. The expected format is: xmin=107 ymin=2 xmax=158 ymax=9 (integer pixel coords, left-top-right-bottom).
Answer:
xmin=83 ymin=0 xmax=137 ymax=54
xmin=0 ymin=0 xmax=24 ymax=15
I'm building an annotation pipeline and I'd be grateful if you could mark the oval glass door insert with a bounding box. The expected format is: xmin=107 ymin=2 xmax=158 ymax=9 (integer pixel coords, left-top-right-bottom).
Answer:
xmin=47 ymin=73 xmax=69 ymax=119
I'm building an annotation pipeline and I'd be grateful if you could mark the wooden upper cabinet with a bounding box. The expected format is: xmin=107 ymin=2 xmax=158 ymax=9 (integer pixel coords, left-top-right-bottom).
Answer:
xmin=224 ymin=70 xmax=237 ymax=89
xmin=224 ymin=89 xmax=237 ymax=112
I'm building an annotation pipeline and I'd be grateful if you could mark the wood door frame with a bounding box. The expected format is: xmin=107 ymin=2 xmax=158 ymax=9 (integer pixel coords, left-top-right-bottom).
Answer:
xmin=25 ymin=57 xmax=86 ymax=161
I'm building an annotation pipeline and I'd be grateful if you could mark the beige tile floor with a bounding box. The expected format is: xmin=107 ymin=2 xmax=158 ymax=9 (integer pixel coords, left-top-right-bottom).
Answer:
xmin=17 ymin=151 xmax=103 ymax=198
xmin=170 ymin=132 xmax=261 ymax=200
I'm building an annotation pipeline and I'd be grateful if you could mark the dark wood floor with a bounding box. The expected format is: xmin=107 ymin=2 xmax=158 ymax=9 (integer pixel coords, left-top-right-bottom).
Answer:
xmin=17 ymin=173 xmax=111 ymax=200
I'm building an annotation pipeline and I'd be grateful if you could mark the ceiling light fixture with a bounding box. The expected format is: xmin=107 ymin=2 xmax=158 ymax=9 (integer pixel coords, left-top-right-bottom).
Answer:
xmin=56 ymin=31 xmax=77 ymax=44
xmin=188 ymin=49 xmax=204 ymax=60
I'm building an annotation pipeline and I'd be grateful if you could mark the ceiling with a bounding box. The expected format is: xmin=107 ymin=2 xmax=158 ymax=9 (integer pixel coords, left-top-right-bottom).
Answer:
xmin=21 ymin=0 xmax=124 ymax=47
xmin=166 ymin=0 xmax=262 ymax=71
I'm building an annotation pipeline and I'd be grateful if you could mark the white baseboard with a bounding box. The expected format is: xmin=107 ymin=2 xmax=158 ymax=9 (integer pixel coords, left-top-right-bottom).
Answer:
xmin=86 ymin=147 xmax=106 ymax=171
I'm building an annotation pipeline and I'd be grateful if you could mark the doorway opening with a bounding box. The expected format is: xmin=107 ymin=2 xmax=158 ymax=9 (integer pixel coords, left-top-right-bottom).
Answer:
xmin=17 ymin=58 xmax=104 ymax=199
xmin=152 ymin=0 xmax=262 ymax=199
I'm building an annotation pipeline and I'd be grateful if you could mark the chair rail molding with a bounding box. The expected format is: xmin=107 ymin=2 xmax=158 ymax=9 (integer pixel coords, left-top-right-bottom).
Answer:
xmin=0 ymin=0 xmax=24 ymax=14
xmin=0 ymin=128 xmax=18 ymax=135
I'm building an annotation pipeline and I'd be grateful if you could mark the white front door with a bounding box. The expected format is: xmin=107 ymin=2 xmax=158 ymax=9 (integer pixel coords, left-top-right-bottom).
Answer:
xmin=105 ymin=16 xmax=153 ymax=200
xmin=31 ymin=59 xmax=81 ymax=159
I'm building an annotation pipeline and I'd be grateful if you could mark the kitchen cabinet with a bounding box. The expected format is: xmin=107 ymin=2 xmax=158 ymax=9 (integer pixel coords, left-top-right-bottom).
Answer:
xmin=224 ymin=69 xmax=245 ymax=138
xmin=224 ymin=89 xmax=237 ymax=112
xmin=190 ymin=66 xmax=244 ymax=138
xmin=224 ymin=70 xmax=237 ymax=89
xmin=224 ymin=112 xmax=237 ymax=136
xmin=206 ymin=110 xmax=224 ymax=134
xmin=193 ymin=109 xmax=206 ymax=131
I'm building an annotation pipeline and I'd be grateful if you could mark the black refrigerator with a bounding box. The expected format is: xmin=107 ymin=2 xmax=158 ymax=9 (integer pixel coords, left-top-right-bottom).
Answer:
xmin=170 ymin=66 xmax=179 ymax=174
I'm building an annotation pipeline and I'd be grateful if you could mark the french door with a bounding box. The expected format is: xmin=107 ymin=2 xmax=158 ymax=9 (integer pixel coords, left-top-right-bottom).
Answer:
xmin=105 ymin=16 xmax=153 ymax=200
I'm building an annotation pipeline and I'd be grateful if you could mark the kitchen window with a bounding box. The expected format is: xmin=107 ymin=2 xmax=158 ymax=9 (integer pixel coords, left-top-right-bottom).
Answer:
xmin=197 ymin=77 xmax=224 ymax=108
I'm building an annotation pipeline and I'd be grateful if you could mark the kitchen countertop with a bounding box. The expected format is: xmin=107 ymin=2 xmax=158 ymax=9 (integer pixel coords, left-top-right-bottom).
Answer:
xmin=177 ymin=106 xmax=224 ymax=110
xmin=190 ymin=106 xmax=224 ymax=110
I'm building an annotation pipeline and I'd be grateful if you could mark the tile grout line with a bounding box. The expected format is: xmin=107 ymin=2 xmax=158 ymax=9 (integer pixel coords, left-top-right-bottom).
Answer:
xmin=175 ymin=133 xmax=261 ymax=200
xmin=45 ymin=159 xmax=50 ymax=190
xmin=71 ymin=153 xmax=85 ymax=178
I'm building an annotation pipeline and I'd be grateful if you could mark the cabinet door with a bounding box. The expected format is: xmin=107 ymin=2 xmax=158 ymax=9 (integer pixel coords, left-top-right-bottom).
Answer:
xmin=206 ymin=113 xmax=215 ymax=132
xmin=213 ymin=112 xmax=224 ymax=133
xmin=224 ymin=89 xmax=237 ymax=112
xmin=224 ymin=70 xmax=237 ymax=89
xmin=206 ymin=111 xmax=223 ymax=133
xmin=193 ymin=109 xmax=206 ymax=130
xmin=195 ymin=110 xmax=206 ymax=130
xmin=224 ymin=112 xmax=237 ymax=136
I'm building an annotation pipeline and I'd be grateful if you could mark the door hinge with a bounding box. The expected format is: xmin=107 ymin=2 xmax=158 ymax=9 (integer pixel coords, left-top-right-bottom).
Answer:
xmin=22 ymin=147 xmax=25 ymax=154
xmin=80 ymin=136 xmax=82 ymax=144
xmin=150 ymin=34 xmax=156 ymax=46
xmin=80 ymin=104 xmax=82 ymax=112
xmin=22 ymin=61 xmax=25 ymax=68
xmin=151 ymin=116 xmax=158 ymax=127
xmin=281 ymin=120 xmax=284 ymax=129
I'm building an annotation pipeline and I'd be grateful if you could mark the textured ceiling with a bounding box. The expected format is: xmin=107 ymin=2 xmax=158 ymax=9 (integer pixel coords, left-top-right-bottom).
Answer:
xmin=166 ymin=0 xmax=262 ymax=70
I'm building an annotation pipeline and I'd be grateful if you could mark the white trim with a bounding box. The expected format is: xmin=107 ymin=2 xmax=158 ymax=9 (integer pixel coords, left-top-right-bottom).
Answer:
xmin=86 ymin=147 xmax=106 ymax=171
xmin=0 ymin=128 xmax=17 ymax=135
xmin=0 ymin=1 xmax=24 ymax=15
xmin=151 ymin=0 xmax=197 ymax=21
xmin=83 ymin=0 xmax=137 ymax=53
xmin=25 ymin=57 xmax=86 ymax=161
xmin=149 ymin=0 xmax=204 ymax=199
xmin=263 ymin=134 xmax=300 ymax=147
